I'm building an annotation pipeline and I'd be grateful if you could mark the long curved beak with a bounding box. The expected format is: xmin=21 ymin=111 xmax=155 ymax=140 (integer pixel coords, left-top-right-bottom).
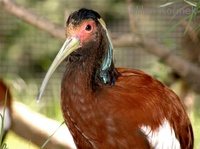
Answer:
xmin=37 ymin=37 xmax=80 ymax=102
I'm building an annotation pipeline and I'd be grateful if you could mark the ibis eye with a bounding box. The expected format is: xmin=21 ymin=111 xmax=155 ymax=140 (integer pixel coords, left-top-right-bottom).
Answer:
xmin=85 ymin=24 xmax=92 ymax=31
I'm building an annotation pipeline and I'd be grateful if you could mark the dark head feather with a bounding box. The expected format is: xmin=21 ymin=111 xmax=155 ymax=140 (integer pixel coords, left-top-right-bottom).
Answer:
xmin=67 ymin=8 xmax=101 ymax=26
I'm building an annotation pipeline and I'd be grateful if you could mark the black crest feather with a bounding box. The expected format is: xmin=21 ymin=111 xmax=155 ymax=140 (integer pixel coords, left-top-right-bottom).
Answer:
xmin=67 ymin=8 xmax=101 ymax=26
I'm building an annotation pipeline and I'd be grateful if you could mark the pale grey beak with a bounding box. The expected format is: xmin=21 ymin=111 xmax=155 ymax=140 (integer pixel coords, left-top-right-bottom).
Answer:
xmin=37 ymin=37 xmax=80 ymax=102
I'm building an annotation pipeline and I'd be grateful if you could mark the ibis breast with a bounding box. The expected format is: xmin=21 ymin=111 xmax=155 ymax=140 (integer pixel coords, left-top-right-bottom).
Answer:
xmin=61 ymin=68 xmax=193 ymax=149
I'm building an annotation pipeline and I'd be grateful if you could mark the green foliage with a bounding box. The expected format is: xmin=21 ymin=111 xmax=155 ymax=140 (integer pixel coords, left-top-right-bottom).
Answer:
xmin=160 ymin=0 xmax=200 ymax=36
xmin=40 ymin=121 xmax=64 ymax=149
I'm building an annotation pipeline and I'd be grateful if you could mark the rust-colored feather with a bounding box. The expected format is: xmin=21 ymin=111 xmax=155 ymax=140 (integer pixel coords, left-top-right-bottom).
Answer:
xmin=61 ymin=67 xmax=193 ymax=148
xmin=0 ymin=79 xmax=12 ymax=141
xmin=0 ymin=79 xmax=11 ymax=110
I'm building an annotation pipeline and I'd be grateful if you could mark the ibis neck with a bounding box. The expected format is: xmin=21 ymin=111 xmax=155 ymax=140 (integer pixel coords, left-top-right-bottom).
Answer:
xmin=61 ymin=55 xmax=104 ymax=147
xmin=62 ymin=53 xmax=98 ymax=100
xmin=62 ymin=38 xmax=118 ymax=102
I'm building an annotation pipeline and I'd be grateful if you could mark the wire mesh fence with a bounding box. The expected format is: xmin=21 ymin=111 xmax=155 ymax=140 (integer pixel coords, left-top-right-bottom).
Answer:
xmin=0 ymin=0 xmax=200 ymax=148
xmin=0 ymin=0 xmax=199 ymax=120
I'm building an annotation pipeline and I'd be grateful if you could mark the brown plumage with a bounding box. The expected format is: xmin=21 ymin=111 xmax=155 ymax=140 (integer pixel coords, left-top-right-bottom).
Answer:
xmin=38 ymin=8 xmax=193 ymax=149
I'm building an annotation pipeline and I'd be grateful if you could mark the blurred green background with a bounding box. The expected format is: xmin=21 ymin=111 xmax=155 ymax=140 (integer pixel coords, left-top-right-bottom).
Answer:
xmin=0 ymin=0 xmax=200 ymax=148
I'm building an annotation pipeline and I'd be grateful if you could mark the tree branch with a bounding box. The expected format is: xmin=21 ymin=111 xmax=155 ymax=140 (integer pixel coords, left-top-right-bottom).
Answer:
xmin=11 ymin=101 xmax=76 ymax=149
xmin=0 ymin=0 xmax=65 ymax=40
xmin=125 ymin=0 xmax=200 ymax=93
xmin=140 ymin=37 xmax=200 ymax=93
xmin=1 ymin=0 xmax=200 ymax=93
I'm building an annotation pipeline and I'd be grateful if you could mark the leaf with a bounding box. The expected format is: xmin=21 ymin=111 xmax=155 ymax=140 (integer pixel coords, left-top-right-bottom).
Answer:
xmin=183 ymin=0 xmax=197 ymax=7
xmin=184 ymin=0 xmax=200 ymax=34
xmin=161 ymin=15 xmax=190 ymax=37
xmin=159 ymin=1 xmax=182 ymax=8
xmin=40 ymin=121 xmax=65 ymax=149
